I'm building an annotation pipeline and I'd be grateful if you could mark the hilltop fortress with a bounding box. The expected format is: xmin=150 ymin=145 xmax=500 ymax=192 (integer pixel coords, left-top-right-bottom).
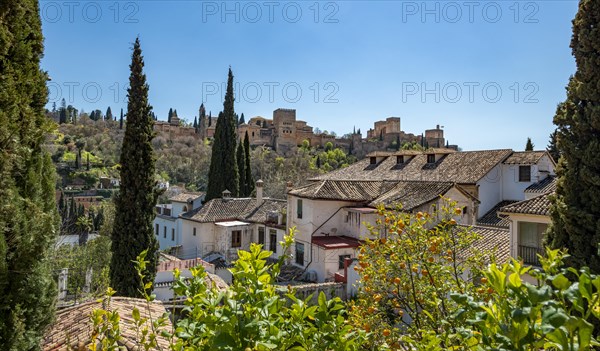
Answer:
xmin=235 ymin=108 xmax=457 ymax=156
xmin=157 ymin=107 xmax=457 ymax=157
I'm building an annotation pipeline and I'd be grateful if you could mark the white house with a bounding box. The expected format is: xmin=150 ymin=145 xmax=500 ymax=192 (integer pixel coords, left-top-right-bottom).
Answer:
xmin=287 ymin=149 xmax=556 ymax=282
xmin=154 ymin=191 xmax=204 ymax=250
xmin=176 ymin=181 xmax=287 ymax=264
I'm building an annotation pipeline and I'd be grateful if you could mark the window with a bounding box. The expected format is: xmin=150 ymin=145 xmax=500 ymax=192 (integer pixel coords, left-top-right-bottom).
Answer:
xmin=370 ymin=157 xmax=376 ymax=165
xmin=519 ymin=166 xmax=531 ymax=182
xmin=396 ymin=155 xmax=404 ymax=164
xmin=258 ymin=227 xmax=265 ymax=245
xmin=295 ymin=242 xmax=304 ymax=266
xmin=339 ymin=254 xmax=351 ymax=270
xmin=297 ymin=199 xmax=303 ymax=219
xmin=171 ymin=228 xmax=175 ymax=241
xmin=231 ymin=230 xmax=242 ymax=248
xmin=163 ymin=226 xmax=166 ymax=238
xmin=183 ymin=205 xmax=188 ymax=212
xmin=155 ymin=224 xmax=159 ymax=235
xmin=269 ymin=230 xmax=277 ymax=253
xmin=193 ymin=227 xmax=196 ymax=236
xmin=462 ymin=206 xmax=468 ymax=216
xmin=427 ymin=154 xmax=435 ymax=163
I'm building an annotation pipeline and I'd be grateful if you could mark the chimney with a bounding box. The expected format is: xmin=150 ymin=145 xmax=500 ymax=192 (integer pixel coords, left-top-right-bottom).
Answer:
xmin=256 ymin=180 xmax=264 ymax=205
xmin=222 ymin=189 xmax=231 ymax=200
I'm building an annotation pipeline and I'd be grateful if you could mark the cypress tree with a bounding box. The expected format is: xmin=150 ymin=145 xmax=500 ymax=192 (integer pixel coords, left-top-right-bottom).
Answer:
xmin=208 ymin=111 xmax=212 ymax=127
xmin=110 ymin=37 xmax=159 ymax=297
xmin=240 ymin=113 xmax=245 ymax=125
xmin=193 ymin=116 xmax=198 ymax=130
xmin=106 ymin=106 xmax=113 ymax=121
xmin=168 ymin=108 xmax=173 ymax=123
xmin=525 ymin=137 xmax=534 ymax=151
xmin=547 ymin=0 xmax=600 ymax=273
xmin=205 ymin=68 xmax=239 ymax=201
xmin=119 ymin=108 xmax=124 ymax=129
xmin=237 ymin=140 xmax=246 ymax=197
xmin=547 ymin=129 xmax=560 ymax=162
xmin=0 ymin=0 xmax=59 ymax=347
xmin=244 ymin=131 xmax=254 ymax=196
xmin=59 ymin=98 xmax=67 ymax=124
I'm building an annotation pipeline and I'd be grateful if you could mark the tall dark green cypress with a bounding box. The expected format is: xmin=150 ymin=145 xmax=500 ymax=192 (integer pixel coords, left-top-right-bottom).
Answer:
xmin=205 ymin=68 xmax=239 ymax=201
xmin=547 ymin=0 xmax=600 ymax=273
xmin=237 ymin=140 xmax=246 ymax=197
xmin=106 ymin=106 xmax=113 ymax=121
xmin=119 ymin=108 xmax=124 ymax=129
xmin=244 ymin=131 xmax=254 ymax=196
xmin=525 ymin=137 xmax=534 ymax=151
xmin=0 ymin=0 xmax=59 ymax=348
xmin=110 ymin=37 xmax=159 ymax=296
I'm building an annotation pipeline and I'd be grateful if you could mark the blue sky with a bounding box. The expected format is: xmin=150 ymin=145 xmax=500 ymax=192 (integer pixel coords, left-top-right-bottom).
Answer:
xmin=40 ymin=1 xmax=578 ymax=150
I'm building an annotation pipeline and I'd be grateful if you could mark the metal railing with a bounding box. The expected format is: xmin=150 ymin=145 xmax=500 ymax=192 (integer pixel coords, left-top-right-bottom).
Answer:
xmin=518 ymin=245 xmax=545 ymax=266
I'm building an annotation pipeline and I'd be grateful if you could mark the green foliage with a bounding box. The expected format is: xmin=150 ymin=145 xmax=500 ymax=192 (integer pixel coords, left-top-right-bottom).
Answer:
xmin=525 ymin=137 xmax=534 ymax=151
xmin=237 ymin=139 xmax=247 ymax=196
xmin=91 ymin=230 xmax=365 ymax=350
xmin=0 ymin=0 xmax=60 ymax=348
xmin=206 ymin=68 xmax=239 ymax=200
xmin=547 ymin=0 xmax=600 ymax=273
xmin=110 ymin=37 xmax=159 ymax=297
xmin=50 ymin=236 xmax=112 ymax=301
xmin=447 ymin=249 xmax=600 ymax=350
xmin=547 ymin=129 xmax=560 ymax=162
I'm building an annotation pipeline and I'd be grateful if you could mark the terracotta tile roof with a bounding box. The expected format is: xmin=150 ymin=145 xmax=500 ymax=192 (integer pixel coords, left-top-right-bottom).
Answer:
xmin=169 ymin=191 xmax=204 ymax=203
xmin=525 ymin=175 xmax=557 ymax=194
xmin=43 ymin=297 xmax=172 ymax=351
xmin=499 ymin=193 xmax=552 ymax=216
xmin=476 ymin=200 xmax=519 ymax=228
xmin=183 ymin=197 xmax=286 ymax=224
xmin=502 ymin=151 xmax=547 ymax=165
xmin=369 ymin=181 xmax=454 ymax=211
xmin=457 ymin=225 xmax=511 ymax=264
xmin=312 ymin=235 xmax=361 ymax=249
xmin=288 ymin=180 xmax=397 ymax=202
xmin=312 ymin=149 xmax=513 ymax=184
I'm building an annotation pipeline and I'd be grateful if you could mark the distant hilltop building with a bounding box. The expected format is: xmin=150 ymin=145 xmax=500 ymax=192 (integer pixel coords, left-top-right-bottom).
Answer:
xmin=154 ymin=112 xmax=197 ymax=138
xmin=234 ymin=108 xmax=458 ymax=157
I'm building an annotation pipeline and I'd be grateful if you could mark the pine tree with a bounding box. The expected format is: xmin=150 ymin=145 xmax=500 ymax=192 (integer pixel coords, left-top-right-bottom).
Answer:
xmin=547 ymin=129 xmax=560 ymax=162
xmin=237 ymin=140 xmax=246 ymax=197
xmin=119 ymin=108 xmax=124 ymax=129
xmin=244 ymin=131 xmax=254 ymax=196
xmin=110 ymin=37 xmax=159 ymax=297
xmin=206 ymin=68 xmax=239 ymax=201
xmin=547 ymin=0 xmax=600 ymax=273
xmin=239 ymin=113 xmax=245 ymax=125
xmin=525 ymin=137 xmax=534 ymax=151
xmin=106 ymin=106 xmax=113 ymax=121
xmin=0 ymin=0 xmax=59 ymax=347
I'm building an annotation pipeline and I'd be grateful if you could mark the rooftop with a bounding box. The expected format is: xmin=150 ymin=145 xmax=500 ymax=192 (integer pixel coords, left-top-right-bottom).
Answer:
xmin=183 ymin=197 xmax=286 ymax=224
xmin=525 ymin=175 xmax=557 ymax=194
xmin=476 ymin=200 xmax=519 ymax=228
xmin=169 ymin=191 xmax=204 ymax=203
xmin=456 ymin=225 xmax=511 ymax=264
xmin=43 ymin=297 xmax=172 ymax=351
xmin=499 ymin=193 xmax=553 ymax=216
xmin=312 ymin=149 xmax=514 ymax=184
xmin=503 ymin=151 xmax=548 ymax=165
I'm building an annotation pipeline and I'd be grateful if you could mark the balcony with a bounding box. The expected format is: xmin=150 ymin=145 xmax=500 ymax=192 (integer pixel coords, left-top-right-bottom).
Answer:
xmin=518 ymin=245 xmax=545 ymax=266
